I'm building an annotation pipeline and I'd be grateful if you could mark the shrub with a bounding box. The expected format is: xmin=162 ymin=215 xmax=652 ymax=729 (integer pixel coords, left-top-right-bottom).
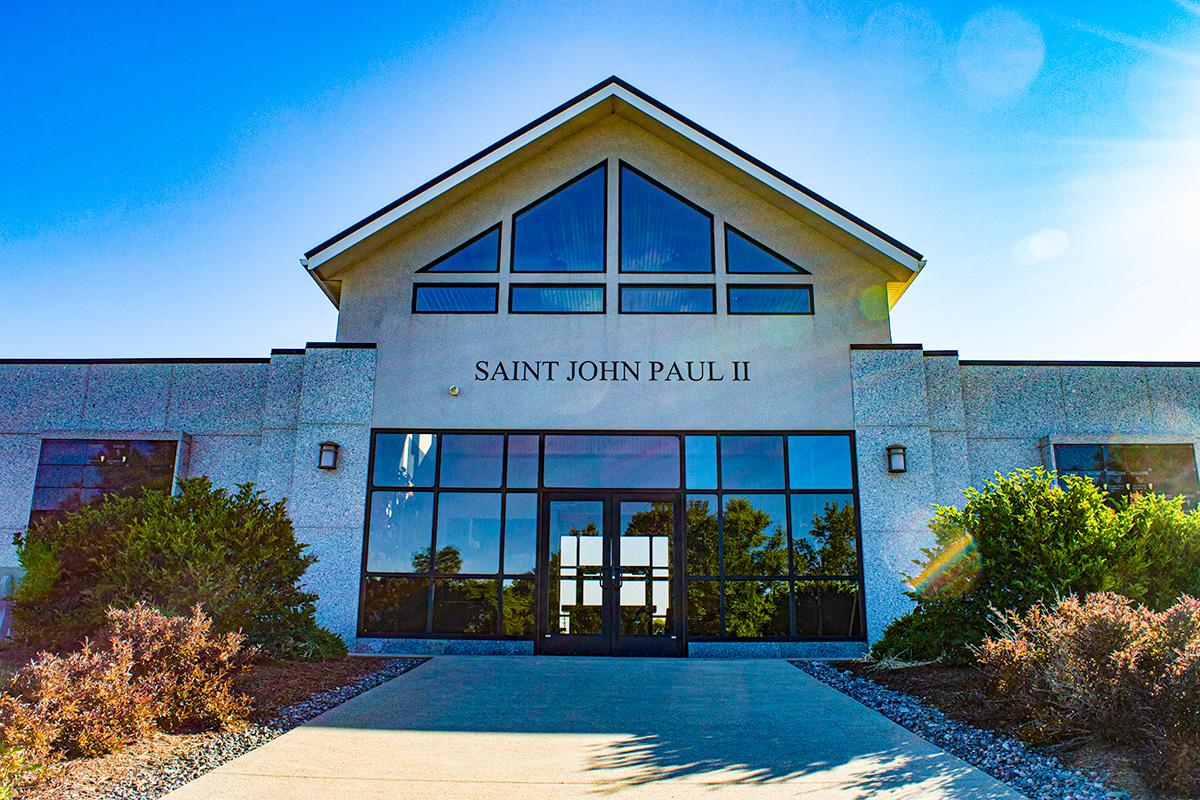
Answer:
xmin=0 ymin=604 xmax=251 ymax=767
xmin=11 ymin=477 xmax=345 ymax=659
xmin=872 ymin=469 xmax=1200 ymax=663
xmin=976 ymin=592 xmax=1200 ymax=794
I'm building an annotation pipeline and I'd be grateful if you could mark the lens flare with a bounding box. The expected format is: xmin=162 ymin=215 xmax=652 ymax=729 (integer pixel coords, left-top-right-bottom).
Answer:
xmin=906 ymin=532 xmax=981 ymax=599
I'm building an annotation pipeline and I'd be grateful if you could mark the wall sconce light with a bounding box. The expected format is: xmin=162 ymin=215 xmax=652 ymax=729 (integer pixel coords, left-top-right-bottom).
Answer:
xmin=886 ymin=444 xmax=907 ymax=473
xmin=318 ymin=441 xmax=340 ymax=471
xmin=449 ymin=386 xmax=459 ymax=397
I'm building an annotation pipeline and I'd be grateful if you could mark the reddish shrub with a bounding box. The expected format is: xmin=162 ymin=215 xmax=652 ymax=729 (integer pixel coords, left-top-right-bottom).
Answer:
xmin=977 ymin=592 xmax=1200 ymax=794
xmin=0 ymin=603 xmax=252 ymax=770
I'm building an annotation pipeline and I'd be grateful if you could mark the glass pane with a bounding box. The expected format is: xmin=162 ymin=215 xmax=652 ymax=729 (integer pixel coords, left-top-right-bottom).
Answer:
xmin=432 ymin=578 xmax=499 ymax=634
xmin=32 ymin=486 xmax=83 ymax=512
xmin=795 ymin=581 xmax=862 ymax=637
xmin=618 ymin=501 xmax=674 ymax=636
xmin=725 ymin=227 xmax=808 ymax=274
xmin=373 ymin=433 xmax=438 ymax=487
xmin=722 ymin=494 xmax=788 ymax=576
xmin=620 ymin=164 xmax=713 ymax=273
xmin=788 ymin=435 xmax=854 ymax=490
xmin=38 ymin=440 xmax=88 ymax=465
xmin=548 ymin=500 xmax=604 ymax=635
xmin=512 ymin=165 xmax=605 ymax=272
xmin=439 ymin=434 xmax=503 ymax=488
xmin=1144 ymin=444 xmax=1200 ymax=505
xmin=724 ymin=580 xmax=790 ymax=637
xmin=510 ymin=285 xmax=604 ymax=313
xmin=544 ymin=435 xmax=679 ymax=489
xmin=34 ymin=464 xmax=83 ymax=488
xmin=721 ymin=435 xmax=785 ymax=490
xmin=686 ymin=580 xmax=721 ymax=636
xmin=502 ymin=577 xmax=536 ymax=634
xmin=619 ymin=285 xmax=714 ymax=314
xmin=506 ymin=435 xmax=539 ymax=488
xmin=1054 ymin=444 xmax=1104 ymax=488
xmin=361 ymin=576 xmax=429 ymax=634
xmin=790 ymin=494 xmax=858 ymax=576
xmin=366 ymin=490 xmax=435 ymax=572
xmin=130 ymin=440 xmax=178 ymax=467
xmin=420 ymin=226 xmax=500 ymax=272
xmin=685 ymin=495 xmax=719 ymax=577
xmin=685 ymin=436 xmax=717 ymax=489
xmin=727 ymin=286 xmax=813 ymax=315
xmin=413 ymin=284 xmax=497 ymax=313
xmin=434 ymin=492 xmax=501 ymax=574
xmin=503 ymin=493 xmax=537 ymax=574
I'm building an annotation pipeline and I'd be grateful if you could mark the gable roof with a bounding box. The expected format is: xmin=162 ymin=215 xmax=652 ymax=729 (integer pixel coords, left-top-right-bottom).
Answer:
xmin=301 ymin=76 xmax=925 ymax=307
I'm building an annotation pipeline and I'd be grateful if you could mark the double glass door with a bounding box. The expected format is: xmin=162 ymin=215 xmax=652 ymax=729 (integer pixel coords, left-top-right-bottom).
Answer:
xmin=539 ymin=493 xmax=683 ymax=656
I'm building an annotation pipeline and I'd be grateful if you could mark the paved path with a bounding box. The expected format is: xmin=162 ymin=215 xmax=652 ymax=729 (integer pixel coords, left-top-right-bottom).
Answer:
xmin=165 ymin=656 xmax=1023 ymax=798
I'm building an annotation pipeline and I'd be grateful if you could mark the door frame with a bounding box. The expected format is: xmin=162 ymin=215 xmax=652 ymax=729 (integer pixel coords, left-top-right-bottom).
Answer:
xmin=536 ymin=491 xmax=686 ymax=656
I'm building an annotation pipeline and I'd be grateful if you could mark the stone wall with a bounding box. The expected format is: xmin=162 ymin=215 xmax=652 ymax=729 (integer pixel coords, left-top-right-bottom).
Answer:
xmin=0 ymin=343 xmax=376 ymax=643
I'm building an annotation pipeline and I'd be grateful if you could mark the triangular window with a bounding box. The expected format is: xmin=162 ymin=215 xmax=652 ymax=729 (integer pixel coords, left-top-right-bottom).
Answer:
xmin=511 ymin=163 xmax=606 ymax=272
xmin=725 ymin=225 xmax=810 ymax=274
xmin=620 ymin=163 xmax=713 ymax=273
xmin=418 ymin=224 xmax=501 ymax=272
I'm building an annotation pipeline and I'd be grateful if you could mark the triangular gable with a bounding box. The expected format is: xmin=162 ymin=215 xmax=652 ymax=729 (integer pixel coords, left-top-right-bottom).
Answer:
xmin=301 ymin=77 xmax=924 ymax=307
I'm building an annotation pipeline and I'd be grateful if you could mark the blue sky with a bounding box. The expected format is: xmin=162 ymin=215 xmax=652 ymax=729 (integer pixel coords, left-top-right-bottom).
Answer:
xmin=2 ymin=1 xmax=1198 ymax=359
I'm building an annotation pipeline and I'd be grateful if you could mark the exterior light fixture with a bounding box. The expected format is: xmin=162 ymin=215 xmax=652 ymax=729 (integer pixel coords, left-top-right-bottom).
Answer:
xmin=886 ymin=444 xmax=907 ymax=473
xmin=318 ymin=441 xmax=340 ymax=471
xmin=449 ymin=385 xmax=459 ymax=396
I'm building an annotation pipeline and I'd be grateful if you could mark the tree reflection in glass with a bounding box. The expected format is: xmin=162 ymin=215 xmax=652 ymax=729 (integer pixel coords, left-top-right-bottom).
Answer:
xmin=790 ymin=496 xmax=858 ymax=577
xmin=619 ymin=501 xmax=673 ymax=635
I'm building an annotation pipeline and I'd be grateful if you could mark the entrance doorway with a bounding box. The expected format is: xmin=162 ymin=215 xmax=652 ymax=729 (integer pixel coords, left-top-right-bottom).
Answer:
xmin=538 ymin=493 xmax=684 ymax=656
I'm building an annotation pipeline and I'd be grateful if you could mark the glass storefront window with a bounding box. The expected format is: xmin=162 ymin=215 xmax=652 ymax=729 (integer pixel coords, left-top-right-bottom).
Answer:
xmin=684 ymin=436 xmax=717 ymax=489
xmin=503 ymin=493 xmax=537 ymax=574
xmin=724 ymin=580 xmax=790 ymax=637
xmin=789 ymin=494 xmax=857 ymax=576
xmin=543 ymin=435 xmax=680 ymax=488
xmin=788 ymin=435 xmax=853 ymax=490
xmin=439 ymin=434 xmax=503 ymax=488
xmin=432 ymin=578 xmax=499 ymax=634
xmin=720 ymin=436 xmax=784 ymax=490
xmin=373 ymin=433 xmax=437 ymax=487
xmin=722 ymin=494 xmax=787 ymax=576
xmin=684 ymin=495 xmax=719 ymax=577
xmin=361 ymin=576 xmax=429 ymax=634
xmin=506 ymin=435 xmax=539 ymax=488
xmin=366 ymin=491 xmax=435 ymax=573
xmin=795 ymin=582 xmax=861 ymax=637
xmin=434 ymin=492 xmax=502 ymax=574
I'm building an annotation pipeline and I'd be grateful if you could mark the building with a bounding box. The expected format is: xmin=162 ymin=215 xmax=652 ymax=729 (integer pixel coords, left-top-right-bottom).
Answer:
xmin=3 ymin=78 xmax=1198 ymax=657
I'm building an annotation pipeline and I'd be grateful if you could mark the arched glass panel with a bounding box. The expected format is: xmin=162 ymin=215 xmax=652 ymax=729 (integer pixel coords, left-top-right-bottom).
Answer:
xmin=418 ymin=225 xmax=501 ymax=272
xmin=620 ymin=163 xmax=713 ymax=273
xmin=511 ymin=164 xmax=606 ymax=272
xmin=725 ymin=225 xmax=809 ymax=274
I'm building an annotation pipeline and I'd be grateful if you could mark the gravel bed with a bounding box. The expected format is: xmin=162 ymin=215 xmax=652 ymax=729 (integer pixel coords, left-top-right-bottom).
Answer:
xmin=94 ymin=657 xmax=427 ymax=800
xmin=791 ymin=660 xmax=1130 ymax=800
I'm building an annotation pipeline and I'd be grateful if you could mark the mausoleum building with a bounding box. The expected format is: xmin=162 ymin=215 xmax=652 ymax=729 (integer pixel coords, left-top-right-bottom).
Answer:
xmin=3 ymin=78 xmax=1198 ymax=657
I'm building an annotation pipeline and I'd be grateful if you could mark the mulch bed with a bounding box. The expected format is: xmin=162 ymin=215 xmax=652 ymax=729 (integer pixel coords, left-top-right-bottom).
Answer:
xmin=837 ymin=662 xmax=1157 ymax=800
xmin=4 ymin=653 xmax=422 ymax=799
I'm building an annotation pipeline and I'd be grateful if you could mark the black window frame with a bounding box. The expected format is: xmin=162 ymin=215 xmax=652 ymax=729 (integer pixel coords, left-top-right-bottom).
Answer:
xmin=618 ymin=284 xmax=717 ymax=315
xmin=618 ymin=161 xmax=716 ymax=275
xmin=416 ymin=223 xmax=503 ymax=273
xmin=510 ymin=161 xmax=608 ymax=274
xmin=411 ymin=282 xmax=500 ymax=314
xmin=726 ymin=283 xmax=815 ymax=316
xmin=508 ymin=283 xmax=607 ymax=315
xmin=359 ymin=429 xmax=865 ymax=643
xmin=723 ymin=223 xmax=811 ymax=275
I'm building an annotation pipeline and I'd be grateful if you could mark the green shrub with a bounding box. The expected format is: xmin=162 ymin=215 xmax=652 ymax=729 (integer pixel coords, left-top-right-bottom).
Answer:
xmin=977 ymin=592 xmax=1200 ymax=795
xmin=11 ymin=477 xmax=345 ymax=659
xmin=0 ymin=604 xmax=251 ymax=766
xmin=872 ymin=469 xmax=1200 ymax=664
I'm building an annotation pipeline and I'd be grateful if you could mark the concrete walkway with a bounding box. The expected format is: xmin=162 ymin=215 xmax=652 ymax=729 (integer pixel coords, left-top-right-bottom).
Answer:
xmin=165 ymin=656 xmax=1024 ymax=799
